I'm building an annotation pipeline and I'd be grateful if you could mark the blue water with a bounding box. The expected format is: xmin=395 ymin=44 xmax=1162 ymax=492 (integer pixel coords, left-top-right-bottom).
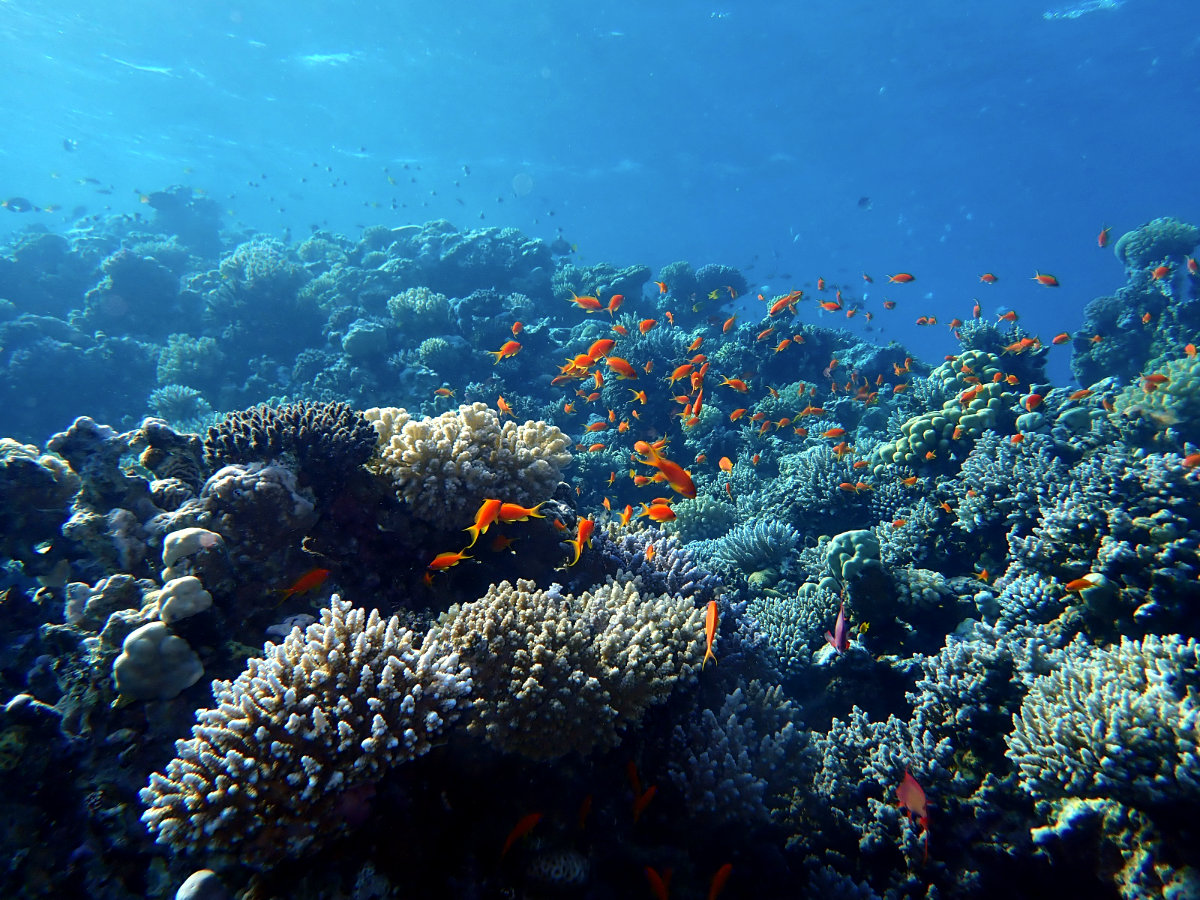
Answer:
xmin=2 ymin=0 xmax=1196 ymax=382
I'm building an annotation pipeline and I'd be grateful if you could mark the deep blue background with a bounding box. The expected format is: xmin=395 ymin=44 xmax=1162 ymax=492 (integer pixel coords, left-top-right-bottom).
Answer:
xmin=2 ymin=0 xmax=1197 ymax=383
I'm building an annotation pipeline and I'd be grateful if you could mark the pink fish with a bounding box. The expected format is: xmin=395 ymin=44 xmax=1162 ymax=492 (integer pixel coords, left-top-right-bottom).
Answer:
xmin=825 ymin=601 xmax=849 ymax=653
xmin=897 ymin=769 xmax=930 ymax=862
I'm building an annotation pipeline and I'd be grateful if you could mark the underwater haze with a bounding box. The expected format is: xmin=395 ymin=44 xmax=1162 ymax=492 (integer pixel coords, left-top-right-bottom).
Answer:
xmin=1 ymin=1 xmax=1200 ymax=898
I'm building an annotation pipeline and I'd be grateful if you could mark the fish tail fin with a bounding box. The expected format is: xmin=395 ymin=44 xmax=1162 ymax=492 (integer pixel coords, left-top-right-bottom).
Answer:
xmin=464 ymin=526 xmax=481 ymax=548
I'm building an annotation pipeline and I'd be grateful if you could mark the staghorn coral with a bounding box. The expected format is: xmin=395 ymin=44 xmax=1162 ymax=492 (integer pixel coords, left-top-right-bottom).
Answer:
xmin=366 ymin=403 xmax=571 ymax=523
xmin=140 ymin=597 xmax=471 ymax=866
xmin=434 ymin=578 xmax=704 ymax=759
xmin=747 ymin=582 xmax=841 ymax=679
xmin=667 ymin=679 xmax=808 ymax=825
xmin=204 ymin=401 xmax=377 ymax=490
xmin=1006 ymin=633 xmax=1200 ymax=809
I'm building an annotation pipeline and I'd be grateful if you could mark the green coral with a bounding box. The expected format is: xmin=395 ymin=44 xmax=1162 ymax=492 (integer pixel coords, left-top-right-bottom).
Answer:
xmin=666 ymin=495 xmax=737 ymax=542
xmin=387 ymin=286 xmax=451 ymax=331
xmin=147 ymin=385 xmax=214 ymax=431
xmin=416 ymin=336 xmax=462 ymax=372
xmin=1113 ymin=217 xmax=1200 ymax=270
xmin=157 ymin=333 xmax=224 ymax=390
xmin=825 ymin=529 xmax=882 ymax=586
xmin=872 ymin=350 xmax=1018 ymax=467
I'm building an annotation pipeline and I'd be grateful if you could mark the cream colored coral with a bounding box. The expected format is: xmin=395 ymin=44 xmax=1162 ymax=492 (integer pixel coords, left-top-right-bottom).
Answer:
xmin=365 ymin=403 xmax=571 ymax=522
xmin=435 ymin=578 xmax=705 ymax=759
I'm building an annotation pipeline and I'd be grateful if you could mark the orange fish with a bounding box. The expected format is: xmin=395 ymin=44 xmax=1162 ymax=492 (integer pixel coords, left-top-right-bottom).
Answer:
xmin=718 ymin=456 xmax=733 ymax=472
xmin=756 ymin=326 xmax=775 ymax=341
xmin=819 ymin=300 xmax=842 ymax=312
xmin=1187 ymin=343 xmax=1197 ymax=358
xmin=1031 ymin=271 xmax=1059 ymax=287
xmin=278 ymin=567 xmax=331 ymax=601
xmin=489 ymin=532 xmax=517 ymax=553
xmin=997 ymin=310 xmax=1018 ymax=323
xmin=434 ymin=387 xmax=455 ymax=397
xmin=664 ymin=310 xmax=675 ymax=325
xmin=587 ymin=337 xmax=617 ymax=360
xmin=564 ymin=517 xmax=595 ymax=566
xmin=612 ymin=323 xmax=629 ymax=336
xmin=488 ymin=339 xmax=522 ymax=363
xmin=667 ymin=363 xmax=694 ymax=386
xmin=464 ymin=498 xmax=503 ymax=548
xmin=632 ymin=784 xmax=657 ymax=823
xmin=901 ymin=476 xmax=918 ymax=486
xmin=497 ymin=501 xmax=546 ymax=523
xmin=1097 ymin=225 xmax=1111 ymax=248
xmin=653 ymin=280 xmax=668 ymax=294
xmin=587 ymin=443 xmax=606 ymax=452
xmin=619 ymin=503 xmax=634 ymax=526
xmin=639 ymin=318 xmax=658 ymax=334
xmin=883 ymin=299 xmax=897 ymax=310
xmin=639 ymin=502 xmax=676 ymax=523
xmin=568 ymin=292 xmax=603 ymax=311
xmin=887 ymin=272 xmax=916 ymax=283
xmin=497 ymin=395 xmax=513 ymax=418
xmin=428 ymin=550 xmax=472 ymax=572
xmin=822 ymin=427 xmax=847 ymax=438
xmin=1010 ymin=433 xmax=1024 ymax=445
xmin=979 ymin=273 xmax=998 ymax=284
xmin=1052 ymin=332 xmax=1070 ymax=345
xmin=1064 ymin=575 xmax=1097 ymax=593
xmin=1068 ymin=389 xmax=1093 ymax=400
xmin=644 ymin=866 xmax=671 ymax=900
xmin=511 ymin=321 xmax=523 ymax=335
xmin=606 ymin=356 xmax=638 ymax=379
xmin=722 ymin=315 xmax=737 ymax=332
xmin=633 ymin=441 xmax=697 ymax=498
xmin=1151 ymin=265 xmax=1171 ymax=280
xmin=702 ymin=600 xmax=719 ymax=669
xmin=1142 ymin=373 xmax=1169 ymax=391
xmin=720 ymin=377 xmax=749 ymax=392
xmin=500 ymin=811 xmax=542 ymax=858
xmin=607 ymin=293 xmax=624 ymax=315
xmin=1025 ymin=393 xmax=1043 ymax=411
xmin=688 ymin=336 xmax=704 ymax=352
xmin=1142 ymin=311 xmax=1153 ymax=325
xmin=729 ymin=408 xmax=747 ymax=421
xmin=1189 ymin=258 xmax=1199 ymax=275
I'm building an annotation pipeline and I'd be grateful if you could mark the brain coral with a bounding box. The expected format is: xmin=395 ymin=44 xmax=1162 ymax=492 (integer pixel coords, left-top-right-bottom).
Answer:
xmin=365 ymin=403 xmax=571 ymax=523
xmin=140 ymin=597 xmax=471 ymax=866
xmin=434 ymin=578 xmax=704 ymax=759
xmin=1006 ymin=633 xmax=1200 ymax=809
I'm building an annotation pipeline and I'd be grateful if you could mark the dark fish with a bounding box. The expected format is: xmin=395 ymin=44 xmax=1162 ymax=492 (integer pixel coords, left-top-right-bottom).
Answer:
xmin=857 ymin=196 xmax=872 ymax=209
xmin=62 ymin=138 xmax=78 ymax=151
xmin=2 ymin=197 xmax=34 ymax=212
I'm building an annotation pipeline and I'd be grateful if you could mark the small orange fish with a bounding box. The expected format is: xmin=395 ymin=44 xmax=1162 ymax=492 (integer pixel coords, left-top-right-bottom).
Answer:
xmin=1032 ymin=271 xmax=1059 ymax=287
xmin=819 ymin=300 xmax=842 ymax=312
xmin=1142 ymin=311 xmax=1152 ymax=325
xmin=1064 ymin=575 xmax=1099 ymax=593
xmin=722 ymin=315 xmax=737 ymax=332
xmin=1090 ymin=334 xmax=1103 ymax=344
xmin=564 ymin=517 xmax=595 ymax=566
xmin=1151 ymin=265 xmax=1171 ymax=280
xmin=979 ymin=273 xmax=998 ymax=284
xmin=639 ymin=318 xmax=657 ymax=334
xmin=718 ymin=456 xmax=733 ymax=471
xmin=720 ymin=377 xmax=750 ymax=392
xmin=751 ymin=454 xmax=760 ymax=466
xmin=1142 ymin=373 xmax=1169 ymax=391
xmin=892 ymin=519 xmax=907 ymax=528
xmin=888 ymin=272 xmax=916 ymax=283
xmin=568 ymin=292 xmax=603 ymax=311
xmin=1025 ymin=393 xmax=1043 ymax=412
xmin=883 ymin=299 xmax=897 ymax=310
xmin=664 ymin=310 xmax=675 ymax=325
xmin=644 ymin=866 xmax=671 ymax=900
xmin=587 ymin=337 xmax=617 ymax=360
xmin=497 ymin=501 xmax=546 ymax=523
xmin=464 ymin=498 xmax=503 ymax=548
xmin=632 ymin=784 xmax=657 ymax=823
xmin=972 ymin=300 xmax=982 ymax=319
xmin=278 ymin=567 xmax=331 ymax=601
xmin=500 ymin=811 xmax=542 ymax=858
xmin=1052 ymin=332 xmax=1070 ymax=345
xmin=489 ymin=532 xmax=517 ymax=553
xmin=638 ymin=502 xmax=677 ymax=522
xmin=822 ymin=427 xmax=847 ymax=438
xmin=1189 ymin=258 xmax=1199 ymax=275
xmin=607 ymin=293 xmax=624 ymax=315
xmin=606 ymin=356 xmax=638 ymax=379
xmin=729 ymin=408 xmax=747 ymax=422
xmin=612 ymin=323 xmax=629 ymax=336
xmin=497 ymin=395 xmax=513 ymax=418
xmin=511 ymin=321 xmax=523 ymax=335
xmin=1068 ymin=389 xmax=1093 ymax=400
xmin=1010 ymin=433 xmax=1024 ymax=445
xmin=702 ymin=600 xmax=719 ymax=669
xmin=708 ymin=863 xmax=733 ymax=900
xmin=619 ymin=504 xmax=634 ymax=526
xmin=901 ymin=475 xmax=918 ymax=486
xmin=1097 ymin=226 xmax=1111 ymax=248
xmin=428 ymin=550 xmax=472 ymax=572
xmin=688 ymin=336 xmax=704 ymax=352
xmin=488 ymin=339 xmax=522 ymax=363
xmin=756 ymin=326 xmax=775 ymax=341
xmin=653 ymin=280 xmax=668 ymax=294
xmin=434 ymin=387 xmax=455 ymax=397
xmin=997 ymin=310 xmax=1018 ymax=323
xmin=587 ymin=442 xmax=606 ymax=452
